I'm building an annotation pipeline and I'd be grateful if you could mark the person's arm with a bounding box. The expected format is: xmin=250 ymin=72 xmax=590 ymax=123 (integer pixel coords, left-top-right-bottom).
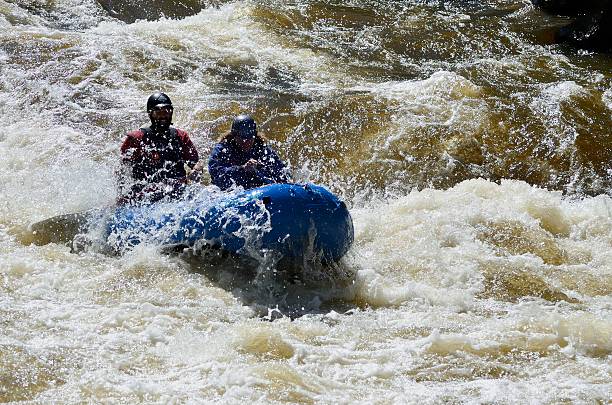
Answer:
xmin=256 ymin=146 xmax=291 ymax=184
xmin=176 ymin=130 xmax=203 ymax=182
xmin=208 ymin=143 xmax=256 ymax=190
xmin=120 ymin=132 xmax=141 ymax=163
xmin=177 ymin=129 xmax=199 ymax=168
xmin=116 ymin=132 xmax=142 ymax=205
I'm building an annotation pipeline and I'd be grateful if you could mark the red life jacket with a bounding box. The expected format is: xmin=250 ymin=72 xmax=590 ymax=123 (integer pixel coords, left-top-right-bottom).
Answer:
xmin=121 ymin=126 xmax=198 ymax=183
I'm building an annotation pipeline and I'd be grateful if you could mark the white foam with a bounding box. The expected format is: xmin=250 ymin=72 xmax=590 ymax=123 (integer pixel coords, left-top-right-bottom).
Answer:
xmin=90 ymin=3 xmax=349 ymax=93
xmin=603 ymin=87 xmax=612 ymax=111
xmin=365 ymin=71 xmax=481 ymax=102
xmin=541 ymin=81 xmax=587 ymax=101
xmin=350 ymin=179 xmax=612 ymax=309
xmin=1 ymin=2 xmax=611 ymax=403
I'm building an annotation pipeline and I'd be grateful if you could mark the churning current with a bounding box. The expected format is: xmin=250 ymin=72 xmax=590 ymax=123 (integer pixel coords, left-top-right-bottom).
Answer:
xmin=0 ymin=1 xmax=610 ymax=403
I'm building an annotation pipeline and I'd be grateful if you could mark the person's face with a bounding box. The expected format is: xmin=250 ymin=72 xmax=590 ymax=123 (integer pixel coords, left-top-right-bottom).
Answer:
xmin=235 ymin=135 xmax=255 ymax=151
xmin=149 ymin=106 xmax=173 ymax=128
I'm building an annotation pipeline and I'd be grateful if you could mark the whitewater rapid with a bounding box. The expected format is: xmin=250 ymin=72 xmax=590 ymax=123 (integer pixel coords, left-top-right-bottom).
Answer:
xmin=1 ymin=0 xmax=610 ymax=403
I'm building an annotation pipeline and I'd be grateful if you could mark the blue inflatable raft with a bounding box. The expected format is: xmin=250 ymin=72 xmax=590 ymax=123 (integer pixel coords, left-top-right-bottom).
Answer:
xmin=106 ymin=183 xmax=354 ymax=262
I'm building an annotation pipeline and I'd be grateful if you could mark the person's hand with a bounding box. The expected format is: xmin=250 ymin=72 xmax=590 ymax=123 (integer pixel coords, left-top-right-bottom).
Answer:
xmin=187 ymin=161 xmax=204 ymax=182
xmin=116 ymin=195 xmax=130 ymax=206
xmin=192 ymin=160 xmax=204 ymax=172
xmin=243 ymin=159 xmax=259 ymax=172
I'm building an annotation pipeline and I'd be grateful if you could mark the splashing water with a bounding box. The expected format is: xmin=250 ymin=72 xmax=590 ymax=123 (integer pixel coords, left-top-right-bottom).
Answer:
xmin=1 ymin=1 xmax=610 ymax=403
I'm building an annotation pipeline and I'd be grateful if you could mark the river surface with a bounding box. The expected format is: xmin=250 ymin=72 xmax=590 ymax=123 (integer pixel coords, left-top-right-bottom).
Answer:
xmin=1 ymin=0 xmax=611 ymax=403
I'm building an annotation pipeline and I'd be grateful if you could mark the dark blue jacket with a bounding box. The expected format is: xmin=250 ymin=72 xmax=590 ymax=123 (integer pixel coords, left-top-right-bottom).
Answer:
xmin=208 ymin=140 xmax=290 ymax=190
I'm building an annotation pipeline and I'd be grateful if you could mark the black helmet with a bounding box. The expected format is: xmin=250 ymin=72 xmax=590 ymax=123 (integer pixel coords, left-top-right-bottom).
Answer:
xmin=147 ymin=92 xmax=172 ymax=112
xmin=231 ymin=114 xmax=257 ymax=138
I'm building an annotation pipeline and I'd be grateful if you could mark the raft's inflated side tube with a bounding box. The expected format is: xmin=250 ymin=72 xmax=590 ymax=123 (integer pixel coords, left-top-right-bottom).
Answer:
xmin=108 ymin=184 xmax=354 ymax=262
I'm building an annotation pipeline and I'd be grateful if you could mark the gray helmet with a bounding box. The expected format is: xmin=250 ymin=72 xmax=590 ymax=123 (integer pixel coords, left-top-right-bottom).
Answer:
xmin=231 ymin=114 xmax=257 ymax=139
xmin=147 ymin=92 xmax=172 ymax=112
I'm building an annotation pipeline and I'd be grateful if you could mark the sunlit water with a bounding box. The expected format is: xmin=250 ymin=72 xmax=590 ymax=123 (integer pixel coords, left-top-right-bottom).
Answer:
xmin=1 ymin=1 xmax=610 ymax=403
